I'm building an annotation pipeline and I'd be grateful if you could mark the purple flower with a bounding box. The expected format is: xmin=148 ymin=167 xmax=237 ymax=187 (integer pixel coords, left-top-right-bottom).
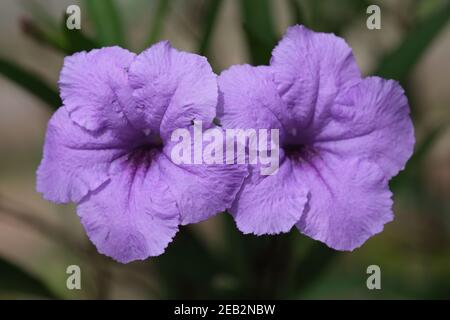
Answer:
xmin=37 ymin=42 xmax=247 ymax=263
xmin=218 ymin=25 xmax=415 ymax=250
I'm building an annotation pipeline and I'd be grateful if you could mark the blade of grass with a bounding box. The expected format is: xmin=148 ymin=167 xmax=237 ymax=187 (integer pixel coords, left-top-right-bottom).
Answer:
xmin=20 ymin=17 xmax=67 ymax=53
xmin=0 ymin=256 xmax=56 ymax=298
xmin=61 ymin=13 xmax=99 ymax=54
xmin=220 ymin=214 xmax=296 ymax=298
xmin=390 ymin=123 xmax=447 ymax=192
xmin=374 ymin=2 xmax=450 ymax=81
xmin=288 ymin=0 xmax=306 ymax=25
xmin=21 ymin=15 xmax=98 ymax=55
xmin=0 ymin=57 xmax=60 ymax=109
xmin=239 ymin=0 xmax=277 ymax=65
xmin=290 ymin=241 xmax=338 ymax=296
xmin=144 ymin=0 xmax=171 ymax=48
xmin=198 ymin=0 xmax=224 ymax=56
xmin=153 ymin=226 xmax=228 ymax=299
xmin=84 ymin=0 xmax=125 ymax=46
xmin=22 ymin=0 xmax=61 ymax=32
xmin=405 ymin=125 xmax=445 ymax=168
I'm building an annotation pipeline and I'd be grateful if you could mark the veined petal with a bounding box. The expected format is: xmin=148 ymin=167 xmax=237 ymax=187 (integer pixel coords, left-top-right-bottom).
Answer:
xmin=218 ymin=64 xmax=291 ymax=139
xmin=294 ymin=152 xmax=393 ymax=251
xmin=128 ymin=41 xmax=217 ymax=139
xmin=230 ymin=158 xmax=308 ymax=235
xmin=270 ymin=25 xmax=361 ymax=135
xmin=36 ymin=107 xmax=138 ymax=203
xmin=161 ymin=135 xmax=248 ymax=225
xmin=315 ymin=77 xmax=415 ymax=179
xmin=59 ymin=46 xmax=135 ymax=131
xmin=218 ymin=65 xmax=308 ymax=234
xmin=77 ymin=152 xmax=179 ymax=263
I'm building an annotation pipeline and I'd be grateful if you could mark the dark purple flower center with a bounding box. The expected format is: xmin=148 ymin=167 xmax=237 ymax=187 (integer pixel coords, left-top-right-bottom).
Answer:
xmin=126 ymin=134 xmax=163 ymax=166
xmin=283 ymin=143 xmax=316 ymax=161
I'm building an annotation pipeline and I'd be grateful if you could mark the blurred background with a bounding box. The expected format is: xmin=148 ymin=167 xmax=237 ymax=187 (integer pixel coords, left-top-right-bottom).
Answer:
xmin=0 ymin=0 xmax=449 ymax=299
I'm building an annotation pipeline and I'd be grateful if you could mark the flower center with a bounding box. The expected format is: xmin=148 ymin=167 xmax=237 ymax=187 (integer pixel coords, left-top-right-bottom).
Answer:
xmin=283 ymin=143 xmax=315 ymax=161
xmin=127 ymin=135 xmax=163 ymax=166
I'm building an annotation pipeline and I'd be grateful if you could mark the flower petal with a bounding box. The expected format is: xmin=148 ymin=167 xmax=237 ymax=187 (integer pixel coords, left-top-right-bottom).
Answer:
xmin=77 ymin=152 xmax=179 ymax=263
xmin=314 ymin=77 xmax=415 ymax=178
xmin=59 ymin=46 xmax=135 ymax=131
xmin=218 ymin=64 xmax=291 ymax=139
xmin=218 ymin=65 xmax=308 ymax=234
xmin=230 ymin=158 xmax=308 ymax=235
xmin=36 ymin=107 xmax=138 ymax=203
xmin=128 ymin=41 xmax=217 ymax=139
xmin=161 ymin=136 xmax=248 ymax=225
xmin=270 ymin=25 xmax=361 ymax=134
xmin=294 ymin=152 xmax=393 ymax=251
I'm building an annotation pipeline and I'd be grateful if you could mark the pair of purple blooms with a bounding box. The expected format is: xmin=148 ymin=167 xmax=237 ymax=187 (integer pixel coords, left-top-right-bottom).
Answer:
xmin=37 ymin=25 xmax=415 ymax=263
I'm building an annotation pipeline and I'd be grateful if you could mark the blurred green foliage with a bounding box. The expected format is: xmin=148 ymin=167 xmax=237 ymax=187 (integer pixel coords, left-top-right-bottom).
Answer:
xmin=375 ymin=4 xmax=450 ymax=82
xmin=0 ymin=256 xmax=56 ymax=298
xmin=84 ymin=0 xmax=125 ymax=46
xmin=0 ymin=0 xmax=449 ymax=299
xmin=145 ymin=0 xmax=171 ymax=48
xmin=240 ymin=0 xmax=277 ymax=65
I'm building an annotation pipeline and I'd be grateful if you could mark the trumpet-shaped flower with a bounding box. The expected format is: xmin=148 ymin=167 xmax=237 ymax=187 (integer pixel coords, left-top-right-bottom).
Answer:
xmin=218 ymin=25 xmax=415 ymax=250
xmin=37 ymin=42 xmax=247 ymax=263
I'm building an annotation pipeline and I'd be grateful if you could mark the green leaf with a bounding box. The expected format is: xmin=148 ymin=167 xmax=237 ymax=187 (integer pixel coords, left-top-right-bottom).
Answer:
xmin=61 ymin=14 xmax=99 ymax=54
xmin=84 ymin=0 xmax=125 ymax=46
xmin=21 ymin=15 xmax=98 ymax=55
xmin=288 ymin=0 xmax=306 ymax=25
xmin=297 ymin=0 xmax=370 ymax=33
xmin=153 ymin=226 xmax=227 ymax=299
xmin=246 ymin=233 xmax=295 ymax=299
xmin=290 ymin=241 xmax=338 ymax=296
xmin=144 ymin=0 xmax=171 ymax=48
xmin=239 ymin=0 xmax=278 ymax=65
xmin=390 ymin=124 xmax=447 ymax=192
xmin=220 ymin=215 xmax=296 ymax=298
xmin=0 ymin=256 xmax=56 ymax=298
xmin=198 ymin=0 xmax=224 ymax=56
xmin=22 ymin=0 xmax=61 ymax=34
xmin=375 ymin=2 xmax=450 ymax=81
xmin=407 ymin=125 xmax=445 ymax=168
xmin=21 ymin=0 xmax=62 ymax=41
xmin=0 ymin=57 xmax=60 ymax=109
xmin=20 ymin=17 xmax=67 ymax=53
